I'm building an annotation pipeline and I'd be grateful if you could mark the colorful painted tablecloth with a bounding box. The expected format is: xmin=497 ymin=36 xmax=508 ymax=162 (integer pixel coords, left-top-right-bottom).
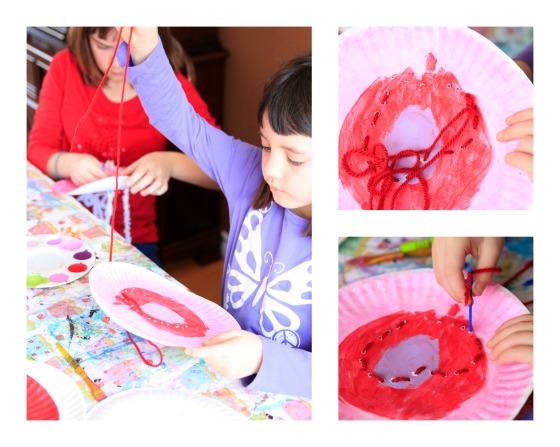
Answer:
xmin=27 ymin=162 xmax=311 ymax=420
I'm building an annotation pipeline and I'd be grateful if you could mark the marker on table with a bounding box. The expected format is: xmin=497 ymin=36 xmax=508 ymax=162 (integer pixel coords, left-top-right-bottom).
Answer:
xmin=55 ymin=342 xmax=107 ymax=402
xmin=347 ymin=238 xmax=433 ymax=266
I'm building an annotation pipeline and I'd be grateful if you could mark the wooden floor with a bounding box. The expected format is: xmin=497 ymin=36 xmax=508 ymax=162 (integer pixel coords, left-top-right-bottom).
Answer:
xmin=162 ymin=257 xmax=225 ymax=306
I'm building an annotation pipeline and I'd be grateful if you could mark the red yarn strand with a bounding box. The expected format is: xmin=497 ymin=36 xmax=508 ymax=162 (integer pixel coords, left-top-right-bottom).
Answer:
xmin=342 ymin=92 xmax=481 ymax=210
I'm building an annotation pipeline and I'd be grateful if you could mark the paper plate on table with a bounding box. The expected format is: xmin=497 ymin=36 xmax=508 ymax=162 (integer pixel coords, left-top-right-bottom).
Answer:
xmin=27 ymin=360 xmax=86 ymax=420
xmin=339 ymin=269 xmax=532 ymax=420
xmin=53 ymin=176 xmax=128 ymax=196
xmin=86 ymin=388 xmax=244 ymax=420
xmin=27 ymin=235 xmax=96 ymax=288
xmin=89 ymin=262 xmax=240 ymax=347
xmin=339 ymin=27 xmax=533 ymax=210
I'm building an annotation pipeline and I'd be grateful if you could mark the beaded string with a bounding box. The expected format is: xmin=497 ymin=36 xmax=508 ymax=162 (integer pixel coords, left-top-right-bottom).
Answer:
xmin=77 ymin=27 xmax=163 ymax=368
xmin=341 ymin=92 xmax=481 ymax=210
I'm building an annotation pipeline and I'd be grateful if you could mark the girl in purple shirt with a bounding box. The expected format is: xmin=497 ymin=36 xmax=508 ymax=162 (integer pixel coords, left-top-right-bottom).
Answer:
xmin=118 ymin=28 xmax=311 ymax=398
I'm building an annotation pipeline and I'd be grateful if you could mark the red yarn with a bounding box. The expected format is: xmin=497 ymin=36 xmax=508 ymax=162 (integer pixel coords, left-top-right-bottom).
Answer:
xmin=341 ymin=93 xmax=481 ymax=210
xmin=109 ymin=28 xmax=132 ymax=263
xmin=126 ymin=330 xmax=164 ymax=367
xmin=463 ymin=267 xmax=502 ymax=305
xmin=71 ymin=28 xmax=163 ymax=368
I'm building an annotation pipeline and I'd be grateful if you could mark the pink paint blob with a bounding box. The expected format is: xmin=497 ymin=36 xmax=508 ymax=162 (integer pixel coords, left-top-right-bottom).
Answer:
xmin=48 ymin=272 xmax=69 ymax=283
xmin=47 ymin=238 xmax=62 ymax=245
xmin=60 ymin=238 xmax=83 ymax=251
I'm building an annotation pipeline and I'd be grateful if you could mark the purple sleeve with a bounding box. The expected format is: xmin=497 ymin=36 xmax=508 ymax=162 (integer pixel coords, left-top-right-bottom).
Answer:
xmin=118 ymin=39 xmax=262 ymax=202
xmin=242 ymin=336 xmax=311 ymax=399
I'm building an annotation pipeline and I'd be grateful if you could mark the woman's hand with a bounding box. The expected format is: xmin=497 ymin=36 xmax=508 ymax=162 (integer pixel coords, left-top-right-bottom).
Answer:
xmin=122 ymin=152 xmax=172 ymax=196
xmin=119 ymin=27 xmax=159 ymax=65
xmin=184 ymin=330 xmax=263 ymax=379
xmin=497 ymin=107 xmax=533 ymax=181
xmin=432 ymin=237 xmax=504 ymax=302
xmin=487 ymin=314 xmax=533 ymax=366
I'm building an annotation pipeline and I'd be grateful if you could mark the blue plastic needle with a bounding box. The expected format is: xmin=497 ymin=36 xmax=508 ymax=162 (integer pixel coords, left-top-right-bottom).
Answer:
xmin=465 ymin=265 xmax=474 ymax=332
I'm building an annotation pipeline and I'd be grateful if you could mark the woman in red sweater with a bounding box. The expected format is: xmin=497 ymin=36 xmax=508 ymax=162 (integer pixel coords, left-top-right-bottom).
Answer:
xmin=27 ymin=27 xmax=217 ymax=262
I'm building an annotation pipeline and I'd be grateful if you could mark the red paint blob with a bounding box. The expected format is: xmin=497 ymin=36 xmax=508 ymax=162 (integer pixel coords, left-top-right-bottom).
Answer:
xmin=68 ymin=263 xmax=87 ymax=273
xmin=339 ymin=310 xmax=487 ymax=419
xmin=339 ymin=60 xmax=493 ymax=210
xmin=27 ymin=376 xmax=60 ymax=420
xmin=115 ymin=287 xmax=208 ymax=337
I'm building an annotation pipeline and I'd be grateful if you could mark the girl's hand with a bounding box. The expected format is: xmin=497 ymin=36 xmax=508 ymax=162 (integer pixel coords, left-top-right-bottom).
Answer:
xmin=432 ymin=237 xmax=504 ymax=303
xmin=122 ymin=152 xmax=172 ymax=196
xmin=497 ymin=107 xmax=533 ymax=181
xmin=487 ymin=314 xmax=533 ymax=366
xmin=120 ymin=27 xmax=159 ymax=65
xmin=60 ymin=153 xmax=107 ymax=186
xmin=184 ymin=330 xmax=263 ymax=379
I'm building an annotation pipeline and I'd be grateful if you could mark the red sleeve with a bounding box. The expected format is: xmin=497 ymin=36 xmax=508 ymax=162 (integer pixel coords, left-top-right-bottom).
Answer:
xmin=176 ymin=72 xmax=219 ymax=128
xmin=27 ymin=50 xmax=69 ymax=174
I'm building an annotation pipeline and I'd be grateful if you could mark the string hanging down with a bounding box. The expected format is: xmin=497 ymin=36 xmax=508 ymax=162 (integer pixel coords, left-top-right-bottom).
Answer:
xmin=73 ymin=27 xmax=163 ymax=367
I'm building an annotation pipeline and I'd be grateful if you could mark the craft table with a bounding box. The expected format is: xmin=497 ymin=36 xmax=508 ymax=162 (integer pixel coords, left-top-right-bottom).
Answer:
xmin=26 ymin=162 xmax=311 ymax=420
xmin=338 ymin=236 xmax=533 ymax=419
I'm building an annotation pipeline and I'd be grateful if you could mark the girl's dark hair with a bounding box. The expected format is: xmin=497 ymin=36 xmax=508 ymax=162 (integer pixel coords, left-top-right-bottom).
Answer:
xmin=66 ymin=27 xmax=196 ymax=86
xmin=252 ymin=54 xmax=311 ymax=213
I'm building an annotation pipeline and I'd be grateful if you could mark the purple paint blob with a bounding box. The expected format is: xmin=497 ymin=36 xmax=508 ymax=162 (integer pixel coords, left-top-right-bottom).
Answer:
xmin=49 ymin=272 xmax=69 ymax=283
xmin=47 ymin=238 xmax=62 ymax=245
xmin=60 ymin=238 xmax=83 ymax=251
xmin=374 ymin=334 xmax=439 ymax=390
xmin=73 ymin=250 xmax=92 ymax=260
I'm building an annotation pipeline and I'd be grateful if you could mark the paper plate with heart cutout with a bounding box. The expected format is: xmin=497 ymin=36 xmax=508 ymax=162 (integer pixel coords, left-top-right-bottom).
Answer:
xmin=27 ymin=235 xmax=96 ymax=288
xmin=339 ymin=269 xmax=532 ymax=420
xmin=27 ymin=360 xmax=87 ymax=420
xmin=89 ymin=262 xmax=240 ymax=347
xmin=339 ymin=27 xmax=533 ymax=210
xmin=86 ymin=388 xmax=244 ymax=420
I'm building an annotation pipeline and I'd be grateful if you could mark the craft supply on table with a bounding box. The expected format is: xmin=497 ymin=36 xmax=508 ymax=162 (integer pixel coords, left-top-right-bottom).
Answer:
xmin=55 ymin=342 xmax=107 ymax=402
xmin=27 ymin=235 xmax=96 ymax=288
xmin=26 ymin=360 xmax=87 ymax=420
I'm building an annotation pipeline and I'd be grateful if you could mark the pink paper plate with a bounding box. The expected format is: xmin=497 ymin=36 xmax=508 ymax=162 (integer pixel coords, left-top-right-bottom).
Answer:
xmin=89 ymin=262 xmax=240 ymax=347
xmin=339 ymin=27 xmax=533 ymax=210
xmin=339 ymin=269 xmax=532 ymax=420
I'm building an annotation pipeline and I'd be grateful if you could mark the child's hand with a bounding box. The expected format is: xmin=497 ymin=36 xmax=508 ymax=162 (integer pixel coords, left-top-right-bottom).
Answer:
xmin=184 ymin=330 xmax=263 ymax=379
xmin=122 ymin=152 xmax=172 ymax=196
xmin=487 ymin=314 xmax=533 ymax=366
xmin=120 ymin=27 xmax=159 ymax=65
xmin=497 ymin=107 xmax=533 ymax=181
xmin=63 ymin=153 xmax=107 ymax=186
xmin=432 ymin=237 xmax=504 ymax=303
